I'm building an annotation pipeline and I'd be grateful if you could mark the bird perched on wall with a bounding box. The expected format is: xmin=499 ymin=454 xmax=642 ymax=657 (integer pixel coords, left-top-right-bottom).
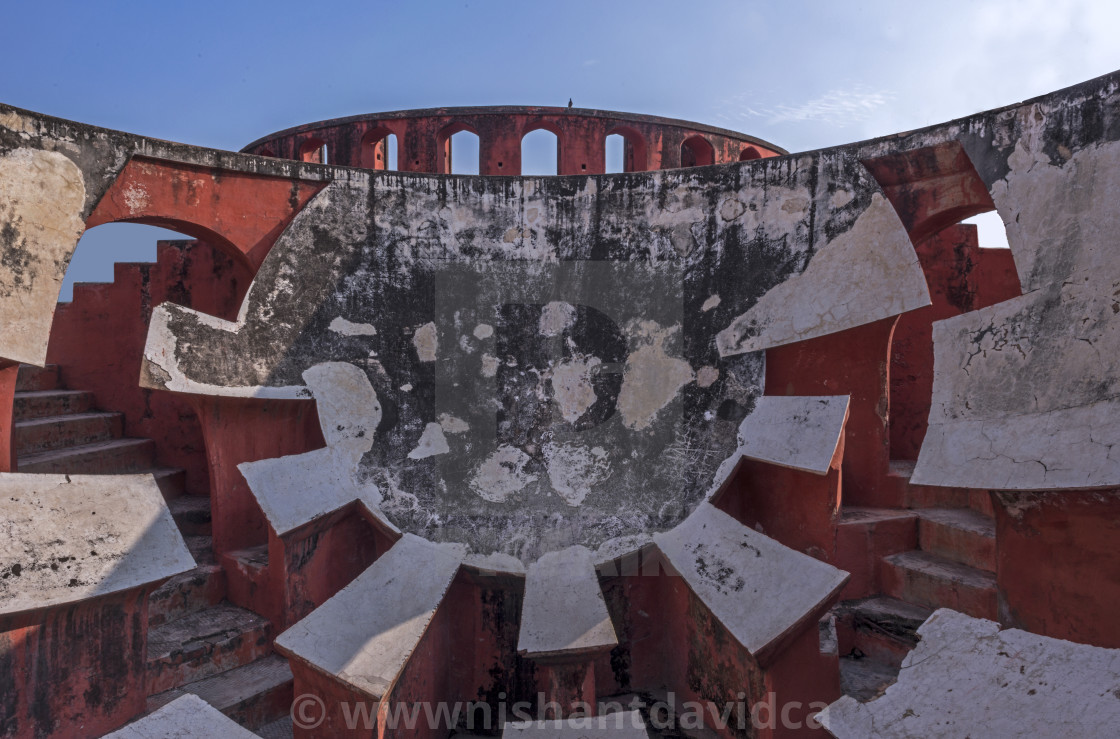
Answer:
xmin=568 ymin=98 xmax=573 ymax=108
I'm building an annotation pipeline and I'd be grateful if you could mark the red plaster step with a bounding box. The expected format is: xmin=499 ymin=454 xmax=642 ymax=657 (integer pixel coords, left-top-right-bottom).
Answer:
xmin=147 ymin=654 xmax=293 ymax=731
xmin=13 ymin=411 xmax=123 ymax=456
xmin=835 ymin=507 xmax=917 ymax=599
xmin=223 ymin=543 xmax=270 ymax=611
xmin=881 ymin=550 xmax=997 ymax=620
xmin=889 ymin=459 xmax=994 ymax=517
xmin=168 ymin=495 xmax=213 ymax=537
xmin=916 ymin=507 xmax=996 ymax=571
xmin=12 ymin=389 xmax=94 ymax=421
xmin=839 ymin=654 xmax=899 ymax=703
xmin=150 ymin=467 xmax=188 ymax=499
xmin=146 ymin=602 xmax=273 ymax=694
xmin=834 ymin=596 xmax=931 ymax=669
xmin=148 ymin=560 xmax=227 ymax=628
xmin=14 ymin=364 xmax=60 ymax=392
xmin=16 ymin=437 xmax=156 ymax=474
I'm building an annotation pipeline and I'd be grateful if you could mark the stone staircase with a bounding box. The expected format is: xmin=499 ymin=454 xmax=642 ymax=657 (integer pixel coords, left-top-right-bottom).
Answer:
xmin=14 ymin=364 xmax=294 ymax=736
xmin=833 ymin=459 xmax=998 ymax=703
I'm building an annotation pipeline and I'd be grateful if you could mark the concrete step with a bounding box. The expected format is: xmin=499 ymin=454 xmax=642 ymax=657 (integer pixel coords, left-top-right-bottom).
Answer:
xmin=12 ymin=389 xmax=94 ymax=421
xmin=916 ymin=507 xmax=996 ymax=571
xmin=185 ymin=535 xmax=216 ymax=566
xmin=257 ymin=716 xmax=293 ymax=739
xmin=835 ymin=507 xmax=917 ymax=599
xmin=834 ymin=596 xmax=932 ymax=668
xmin=147 ymin=654 xmax=293 ymax=731
xmin=881 ymin=550 xmax=997 ymax=620
xmin=15 ymin=364 xmax=60 ymax=392
xmin=223 ymin=543 xmax=270 ymax=613
xmin=150 ymin=467 xmax=188 ymax=499
xmin=148 ymin=562 xmax=227 ymax=628
xmin=839 ymin=654 xmax=898 ymax=703
xmin=17 ymin=437 xmax=156 ymax=474
xmin=889 ymin=459 xmax=994 ymax=516
xmin=13 ymin=411 xmax=123 ymax=456
xmin=146 ymin=602 xmax=273 ymax=694
xmin=169 ymin=495 xmax=213 ymax=537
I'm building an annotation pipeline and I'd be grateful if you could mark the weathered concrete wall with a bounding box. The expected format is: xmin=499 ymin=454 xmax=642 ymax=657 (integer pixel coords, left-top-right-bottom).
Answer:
xmin=141 ymin=148 xmax=926 ymax=567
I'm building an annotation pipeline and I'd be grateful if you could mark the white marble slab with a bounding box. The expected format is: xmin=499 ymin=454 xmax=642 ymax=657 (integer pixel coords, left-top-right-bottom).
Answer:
xmin=819 ymin=608 xmax=1120 ymax=737
xmin=104 ymin=694 xmax=259 ymax=738
xmin=517 ymin=545 xmax=618 ymax=657
xmin=274 ymin=534 xmax=464 ymax=700
xmin=653 ymin=503 xmax=848 ymax=656
xmin=735 ymin=395 xmax=849 ymax=475
xmin=0 ymin=473 xmax=194 ymax=617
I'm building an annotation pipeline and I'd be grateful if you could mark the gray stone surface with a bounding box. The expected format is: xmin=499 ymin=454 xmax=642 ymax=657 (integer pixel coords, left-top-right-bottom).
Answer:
xmin=274 ymin=534 xmax=463 ymax=700
xmin=653 ymin=503 xmax=848 ymax=655
xmin=103 ymin=693 xmax=259 ymax=738
xmin=820 ymin=608 xmax=1120 ymax=737
xmin=0 ymin=473 xmax=194 ymax=616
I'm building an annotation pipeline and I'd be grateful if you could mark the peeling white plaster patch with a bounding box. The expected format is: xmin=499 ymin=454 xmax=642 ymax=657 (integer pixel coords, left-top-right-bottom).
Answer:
xmin=696 ymin=366 xmax=719 ymax=387
xmin=543 ymin=443 xmax=611 ymax=507
xmin=700 ymin=295 xmax=721 ymax=312
xmin=400 ymin=383 xmax=413 ymax=392
xmin=618 ymin=321 xmax=694 ymax=430
xmin=539 ymin=301 xmax=576 ymax=336
xmin=329 ymin=316 xmax=378 ymax=336
xmin=123 ymin=183 xmax=150 ymax=214
xmin=473 ymin=323 xmax=494 ymax=339
xmin=0 ymin=148 xmax=87 ymax=365
xmin=408 ymin=422 xmax=450 ymax=460
xmin=438 ymin=413 xmax=469 ymax=434
xmin=470 ymin=445 xmax=537 ymax=503
xmin=551 ymin=355 xmax=601 ymax=423
xmin=480 ymin=353 xmax=500 ymax=378
xmin=717 ymin=193 xmax=930 ymax=356
xmin=412 ymin=322 xmax=438 ymax=362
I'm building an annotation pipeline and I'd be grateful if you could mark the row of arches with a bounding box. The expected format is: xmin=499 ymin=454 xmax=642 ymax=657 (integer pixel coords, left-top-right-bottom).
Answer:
xmin=268 ymin=128 xmax=764 ymax=174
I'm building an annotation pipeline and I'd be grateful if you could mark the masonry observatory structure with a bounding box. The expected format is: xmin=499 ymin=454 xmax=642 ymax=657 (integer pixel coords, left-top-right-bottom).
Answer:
xmin=2 ymin=79 xmax=1120 ymax=738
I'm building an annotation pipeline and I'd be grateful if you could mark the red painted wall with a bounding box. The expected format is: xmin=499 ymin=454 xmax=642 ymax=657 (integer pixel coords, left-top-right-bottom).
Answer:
xmin=46 ymin=240 xmax=252 ymax=495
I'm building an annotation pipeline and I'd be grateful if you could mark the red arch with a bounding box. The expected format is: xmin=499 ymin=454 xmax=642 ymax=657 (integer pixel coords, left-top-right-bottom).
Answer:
xmin=87 ymin=157 xmax=325 ymax=271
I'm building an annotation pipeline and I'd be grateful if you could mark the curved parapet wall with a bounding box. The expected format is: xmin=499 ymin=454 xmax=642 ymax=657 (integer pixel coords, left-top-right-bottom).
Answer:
xmin=240 ymin=106 xmax=786 ymax=175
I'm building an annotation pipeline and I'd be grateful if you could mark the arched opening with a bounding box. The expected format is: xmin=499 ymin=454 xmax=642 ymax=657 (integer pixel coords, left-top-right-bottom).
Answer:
xmin=605 ymin=127 xmax=647 ymax=173
xmin=360 ymin=129 xmax=397 ymax=170
xmin=437 ymin=123 xmax=480 ymax=175
xmin=60 ymin=223 xmax=190 ymax=302
xmin=258 ymin=148 xmax=276 ymax=158
xmin=739 ymin=146 xmax=761 ymax=161
xmin=299 ymin=138 xmax=328 ymax=164
xmin=680 ymin=136 xmax=714 ymax=168
xmin=521 ymin=126 xmax=560 ymax=176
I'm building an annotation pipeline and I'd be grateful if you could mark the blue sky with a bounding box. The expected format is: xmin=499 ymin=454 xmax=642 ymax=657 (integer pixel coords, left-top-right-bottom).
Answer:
xmin=3 ymin=1 xmax=1119 ymax=297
